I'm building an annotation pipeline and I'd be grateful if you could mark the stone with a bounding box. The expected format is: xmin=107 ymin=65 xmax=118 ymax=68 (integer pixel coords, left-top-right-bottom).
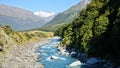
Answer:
xmin=86 ymin=58 xmax=99 ymax=64
xmin=70 ymin=51 xmax=76 ymax=57
xmin=103 ymin=61 xmax=114 ymax=68
xmin=69 ymin=60 xmax=81 ymax=67
xmin=50 ymin=56 xmax=59 ymax=60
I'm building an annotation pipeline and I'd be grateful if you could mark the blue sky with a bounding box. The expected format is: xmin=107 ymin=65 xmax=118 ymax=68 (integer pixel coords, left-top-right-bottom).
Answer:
xmin=0 ymin=0 xmax=81 ymax=13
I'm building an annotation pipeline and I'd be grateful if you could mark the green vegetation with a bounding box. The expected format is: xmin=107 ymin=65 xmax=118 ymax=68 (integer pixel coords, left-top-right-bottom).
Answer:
xmin=40 ymin=0 xmax=91 ymax=32
xmin=39 ymin=23 xmax=65 ymax=32
xmin=55 ymin=0 xmax=120 ymax=65
xmin=0 ymin=25 xmax=53 ymax=52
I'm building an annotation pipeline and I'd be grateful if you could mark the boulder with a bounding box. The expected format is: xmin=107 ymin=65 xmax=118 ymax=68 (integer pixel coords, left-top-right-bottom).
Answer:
xmin=70 ymin=51 xmax=76 ymax=57
xmin=86 ymin=58 xmax=99 ymax=64
xmin=50 ymin=56 xmax=59 ymax=60
xmin=69 ymin=60 xmax=81 ymax=67
xmin=78 ymin=53 xmax=88 ymax=63
xmin=81 ymin=53 xmax=87 ymax=58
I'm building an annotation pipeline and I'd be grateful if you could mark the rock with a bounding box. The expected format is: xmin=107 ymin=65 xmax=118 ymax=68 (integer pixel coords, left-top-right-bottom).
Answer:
xmin=81 ymin=53 xmax=87 ymax=58
xmin=86 ymin=58 xmax=99 ymax=64
xmin=101 ymin=59 xmax=106 ymax=63
xmin=0 ymin=45 xmax=3 ymax=51
xmin=60 ymin=49 xmax=66 ymax=54
xmin=65 ymin=52 xmax=69 ymax=56
xmin=103 ymin=61 xmax=114 ymax=68
xmin=50 ymin=56 xmax=59 ymax=60
xmin=40 ymin=50 xmax=45 ymax=53
xmin=77 ymin=53 xmax=88 ymax=63
xmin=77 ymin=53 xmax=81 ymax=57
xmin=57 ymin=46 xmax=69 ymax=56
xmin=69 ymin=60 xmax=81 ymax=67
xmin=70 ymin=51 xmax=76 ymax=55
xmin=70 ymin=51 xmax=76 ymax=57
xmin=60 ymin=50 xmax=69 ymax=56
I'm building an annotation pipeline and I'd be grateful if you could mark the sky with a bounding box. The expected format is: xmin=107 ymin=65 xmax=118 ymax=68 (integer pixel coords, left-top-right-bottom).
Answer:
xmin=0 ymin=0 xmax=81 ymax=13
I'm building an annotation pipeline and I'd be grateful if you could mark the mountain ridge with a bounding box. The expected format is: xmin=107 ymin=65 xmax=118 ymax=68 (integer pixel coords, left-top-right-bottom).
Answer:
xmin=0 ymin=4 xmax=46 ymax=31
xmin=40 ymin=0 xmax=91 ymax=31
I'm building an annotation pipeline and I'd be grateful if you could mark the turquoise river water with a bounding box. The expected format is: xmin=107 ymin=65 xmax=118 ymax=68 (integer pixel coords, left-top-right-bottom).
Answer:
xmin=35 ymin=37 xmax=104 ymax=68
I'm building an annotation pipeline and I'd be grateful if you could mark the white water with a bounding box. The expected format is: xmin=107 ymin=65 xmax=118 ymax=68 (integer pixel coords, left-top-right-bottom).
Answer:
xmin=35 ymin=37 xmax=104 ymax=68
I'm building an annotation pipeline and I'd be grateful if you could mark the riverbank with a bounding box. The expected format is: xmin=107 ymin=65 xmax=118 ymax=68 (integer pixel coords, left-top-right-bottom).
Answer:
xmin=57 ymin=45 xmax=119 ymax=68
xmin=0 ymin=38 xmax=49 ymax=68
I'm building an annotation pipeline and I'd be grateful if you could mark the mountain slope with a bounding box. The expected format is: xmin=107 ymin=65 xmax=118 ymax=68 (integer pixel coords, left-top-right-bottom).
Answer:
xmin=0 ymin=25 xmax=53 ymax=51
xmin=0 ymin=4 xmax=46 ymax=31
xmin=40 ymin=0 xmax=91 ymax=31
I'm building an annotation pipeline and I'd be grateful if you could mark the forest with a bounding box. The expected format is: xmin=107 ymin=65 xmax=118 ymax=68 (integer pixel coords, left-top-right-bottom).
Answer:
xmin=55 ymin=0 xmax=120 ymax=65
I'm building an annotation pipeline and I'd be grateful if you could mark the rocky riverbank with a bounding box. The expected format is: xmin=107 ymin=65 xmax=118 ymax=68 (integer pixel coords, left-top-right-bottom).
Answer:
xmin=0 ymin=38 xmax=49 ymax=68
xmin=57 ymin=45 xmax=120 ymax=68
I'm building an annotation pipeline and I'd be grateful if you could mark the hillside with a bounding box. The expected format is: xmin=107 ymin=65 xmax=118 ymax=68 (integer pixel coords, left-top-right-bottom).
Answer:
xmin=40 ymin=0 xmax=91 ymax=31
xmin=0 ymin=25 xmax=53 ymax=67
xmin=0 ymin=25 xmax=53 ymax=52
xmin=55 ymin=0 xmax=120 ymax=66
xmin=0 ymin=4 xmax=46 ymax=31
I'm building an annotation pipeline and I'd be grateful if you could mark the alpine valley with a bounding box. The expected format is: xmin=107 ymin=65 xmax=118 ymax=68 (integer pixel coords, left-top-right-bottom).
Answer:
xmin=0 ymin=4 xmax=56 ymax=31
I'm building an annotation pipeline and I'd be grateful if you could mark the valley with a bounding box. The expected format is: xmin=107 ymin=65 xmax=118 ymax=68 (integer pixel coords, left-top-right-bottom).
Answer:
xmin=0 ymin=0 xmax=120 ymax=68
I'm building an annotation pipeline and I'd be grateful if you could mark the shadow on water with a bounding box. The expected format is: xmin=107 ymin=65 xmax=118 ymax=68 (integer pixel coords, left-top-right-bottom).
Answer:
xmin=80 ymin=64 xmax=104 ymax=68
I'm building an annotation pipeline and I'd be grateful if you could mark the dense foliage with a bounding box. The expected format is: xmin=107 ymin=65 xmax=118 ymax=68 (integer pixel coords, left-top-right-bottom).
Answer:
xmin=55 ymin=0 xmax=120 ymax=64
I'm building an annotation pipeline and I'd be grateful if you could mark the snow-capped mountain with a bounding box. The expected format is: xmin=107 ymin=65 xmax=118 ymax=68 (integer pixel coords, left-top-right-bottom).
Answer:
xmin=34 ymin=11 xmax=55 ymax=17
xmin=0 ymin=4 xmax=46 ymax=31
xmin=34 ymin=11 xmax=58 ymax=22
xmin=40 ymin=0 xmax=91 ymax=31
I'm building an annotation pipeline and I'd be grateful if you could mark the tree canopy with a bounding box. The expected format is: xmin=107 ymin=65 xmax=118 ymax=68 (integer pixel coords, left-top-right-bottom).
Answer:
xmin=55 ymin=0 xmax=120 ymax=65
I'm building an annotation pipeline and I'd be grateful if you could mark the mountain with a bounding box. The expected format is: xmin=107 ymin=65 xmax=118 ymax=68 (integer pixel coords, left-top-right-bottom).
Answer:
xmin=40 ymin=0 xmax=91 ymax=31
xmin=0 ymin=4 xmax=46 ymax=31
xmin=34 ymin=11 xmax=58 ymax=22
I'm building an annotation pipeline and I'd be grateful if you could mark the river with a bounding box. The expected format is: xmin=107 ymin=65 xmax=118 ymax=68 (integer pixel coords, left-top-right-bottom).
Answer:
xmin=35 ymin=37 xmax=104 ymax=68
